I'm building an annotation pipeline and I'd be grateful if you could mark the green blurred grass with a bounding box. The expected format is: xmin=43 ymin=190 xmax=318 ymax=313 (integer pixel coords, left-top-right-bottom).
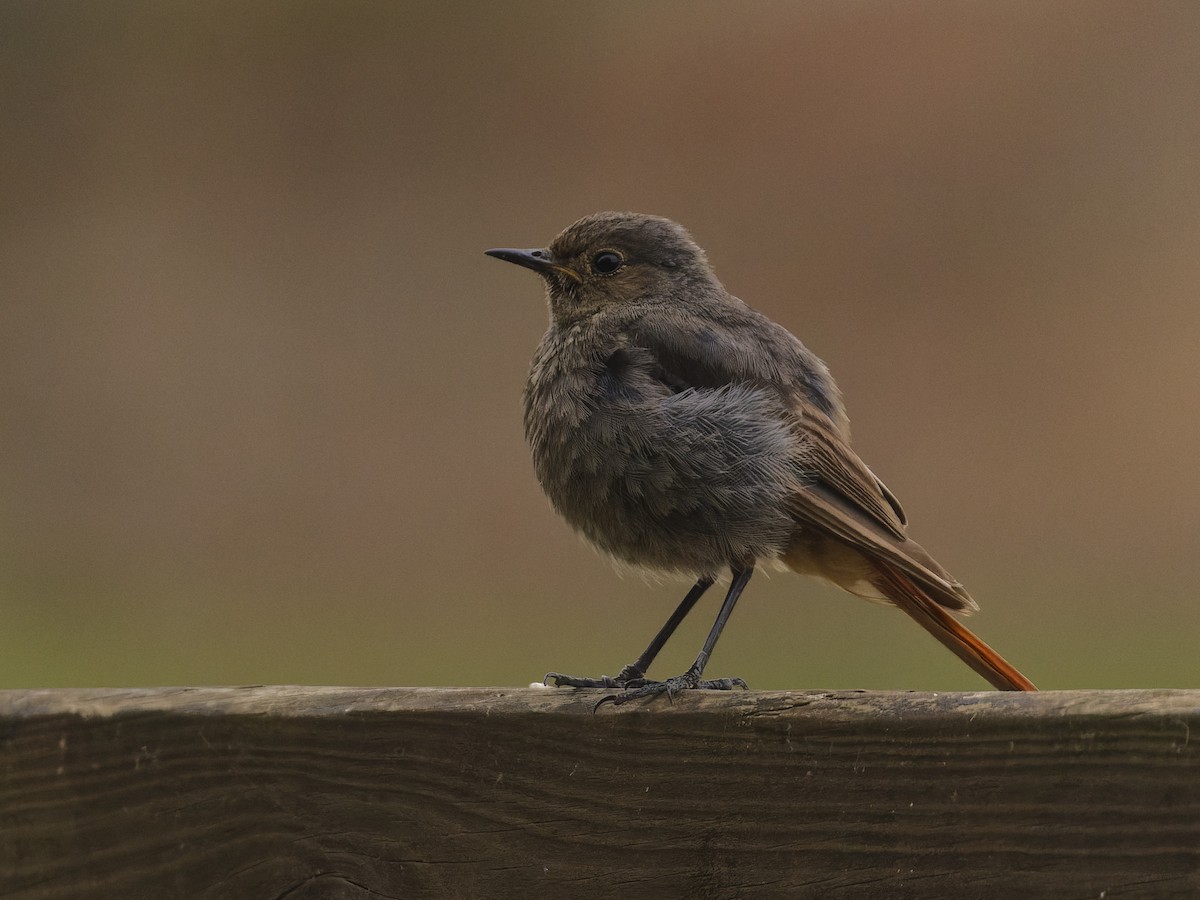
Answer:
xmin=2 ymin=564 xmax=1192 ymax=690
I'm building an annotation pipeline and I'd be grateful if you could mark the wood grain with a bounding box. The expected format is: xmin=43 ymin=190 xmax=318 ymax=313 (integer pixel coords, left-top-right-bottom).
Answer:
xmin=2 ymin=687 xmax=1199 ymax=898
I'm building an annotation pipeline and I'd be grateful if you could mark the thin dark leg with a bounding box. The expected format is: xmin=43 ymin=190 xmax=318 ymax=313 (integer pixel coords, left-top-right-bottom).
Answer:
xmin=545 ymin=575 xmax=715 ymax=689
xmin=601 ymin=566 xmax=754 ymax=707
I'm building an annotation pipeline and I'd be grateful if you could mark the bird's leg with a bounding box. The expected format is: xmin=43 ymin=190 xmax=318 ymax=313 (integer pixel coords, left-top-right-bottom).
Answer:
xmin=599 ymin=566 xmax=754 ymax=707
xmin=544 ymin=575 xmax=714 ymax=689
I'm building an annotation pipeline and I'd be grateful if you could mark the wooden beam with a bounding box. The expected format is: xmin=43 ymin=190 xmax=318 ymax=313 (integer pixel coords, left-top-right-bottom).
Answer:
xmin=2 ymin=687 xmax=1198 ymax=897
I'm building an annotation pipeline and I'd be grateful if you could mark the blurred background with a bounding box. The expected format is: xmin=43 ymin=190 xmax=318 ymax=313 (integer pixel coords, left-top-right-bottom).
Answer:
xmin=2 ymin=1 xmax=1198 ymax=691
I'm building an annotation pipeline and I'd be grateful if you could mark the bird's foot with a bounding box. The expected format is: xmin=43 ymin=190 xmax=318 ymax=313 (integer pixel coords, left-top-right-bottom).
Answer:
xmin=543 ymin=663 xmax=647 ymax=690
xmin=597 ymin=668 xmax=747 ymax=709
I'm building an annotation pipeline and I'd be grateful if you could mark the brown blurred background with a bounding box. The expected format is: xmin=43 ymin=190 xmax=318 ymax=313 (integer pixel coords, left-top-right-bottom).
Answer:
xmin=2 ymin=2 xmax=1198 ymax=691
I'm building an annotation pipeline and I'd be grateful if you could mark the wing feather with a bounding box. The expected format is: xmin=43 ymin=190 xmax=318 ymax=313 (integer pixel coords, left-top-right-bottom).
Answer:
xmin=625 ymin=307 xmax=970 ymax=611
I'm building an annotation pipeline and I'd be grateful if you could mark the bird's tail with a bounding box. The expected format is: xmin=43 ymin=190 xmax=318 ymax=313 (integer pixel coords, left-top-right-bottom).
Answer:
xmin=872 ymin=562 xmax=1037 ymax=692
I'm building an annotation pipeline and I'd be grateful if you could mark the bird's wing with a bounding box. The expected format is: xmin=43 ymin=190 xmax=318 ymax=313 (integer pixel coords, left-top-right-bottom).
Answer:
xmin=785 ymin=404 xmax=976 ymax=610
xmin=628 ymin=312 xmax=974 ymax=611
xmin=628 ymin=312 xmax=906 ymax=535
xmin=627 ymin=306 xmax=847 ymax=422
xmin=790 ymin=403 xmax=907 ymax=538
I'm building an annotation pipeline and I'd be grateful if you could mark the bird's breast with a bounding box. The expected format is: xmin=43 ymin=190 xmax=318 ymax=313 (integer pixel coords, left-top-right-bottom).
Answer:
xmin=521 ymin=328 xmax=799 ymax=575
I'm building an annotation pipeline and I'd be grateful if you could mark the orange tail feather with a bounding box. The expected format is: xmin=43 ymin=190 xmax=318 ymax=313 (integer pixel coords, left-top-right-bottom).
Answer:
xmin=873 ymin=564 xmax=1037 ymax=692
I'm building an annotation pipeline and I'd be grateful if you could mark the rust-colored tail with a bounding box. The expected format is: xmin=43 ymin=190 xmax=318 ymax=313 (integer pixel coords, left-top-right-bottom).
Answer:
xmin=873 ymin=563 xmax=1037 ymax=692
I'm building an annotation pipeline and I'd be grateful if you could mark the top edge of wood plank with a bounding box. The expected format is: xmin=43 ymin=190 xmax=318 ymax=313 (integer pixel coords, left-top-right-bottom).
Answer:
xmin=0 ymin=685 xmax=1196 ymax=721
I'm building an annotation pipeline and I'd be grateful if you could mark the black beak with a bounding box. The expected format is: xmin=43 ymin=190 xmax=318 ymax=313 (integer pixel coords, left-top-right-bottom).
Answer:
xmin=484 ymin=248 xmax=581 ymax=283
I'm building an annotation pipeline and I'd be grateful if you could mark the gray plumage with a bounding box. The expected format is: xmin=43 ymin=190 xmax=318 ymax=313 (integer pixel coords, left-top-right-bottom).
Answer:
xmin=525 ymin=336 xmax=801 ymax=573
xmin=486 ymin=212 xmax=1036 ymax=695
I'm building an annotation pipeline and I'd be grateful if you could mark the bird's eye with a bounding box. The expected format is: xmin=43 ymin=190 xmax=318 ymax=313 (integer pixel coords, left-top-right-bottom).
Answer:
xmin=591 ymin=251 xmax=623 ymax=275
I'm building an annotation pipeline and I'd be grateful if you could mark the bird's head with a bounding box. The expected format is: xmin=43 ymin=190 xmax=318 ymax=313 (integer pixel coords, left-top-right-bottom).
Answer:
xmin=486 ymin=212 xmax=718 ymax=322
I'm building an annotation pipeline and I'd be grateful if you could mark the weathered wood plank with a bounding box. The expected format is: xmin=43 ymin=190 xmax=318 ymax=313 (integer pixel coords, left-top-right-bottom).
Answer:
xmin=2 ymin=687 xmax=1198 ymax=898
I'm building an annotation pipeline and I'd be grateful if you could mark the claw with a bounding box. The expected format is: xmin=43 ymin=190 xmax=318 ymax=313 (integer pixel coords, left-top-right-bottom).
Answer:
xmin=543 ymin=665 xmax=650 ymax=690
xmin=546 ymin=666 xmax=746 ymax=709
xmin=544 ymin=672 xmax=620 ymax=688
xmin=698 ymin=677 xmax=748 ymax=691
xmin=599 ymin=672 xmax=748 ymax=707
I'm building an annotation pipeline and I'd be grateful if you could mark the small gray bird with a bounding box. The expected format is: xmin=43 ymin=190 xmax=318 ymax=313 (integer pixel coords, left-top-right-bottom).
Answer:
xmin=486 ymin=212 xmax=1036 ymax=703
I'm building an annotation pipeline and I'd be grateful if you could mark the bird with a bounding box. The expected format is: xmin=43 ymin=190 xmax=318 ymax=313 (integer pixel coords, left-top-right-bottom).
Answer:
xmin=485 ymin=211 xmax=1036 ymax=704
